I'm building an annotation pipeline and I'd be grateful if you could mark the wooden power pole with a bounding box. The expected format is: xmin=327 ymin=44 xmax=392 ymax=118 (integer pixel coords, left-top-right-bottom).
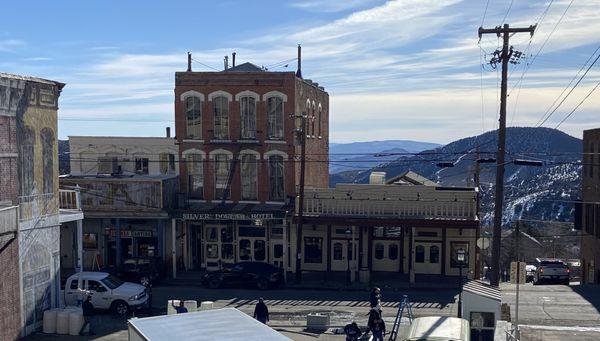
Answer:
xmin=478 ymin=24 xmax=536 ymax=286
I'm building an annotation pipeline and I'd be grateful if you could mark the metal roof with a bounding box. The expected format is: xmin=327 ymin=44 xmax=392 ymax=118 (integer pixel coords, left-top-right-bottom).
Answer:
xmin=462 ymin=280 xmax=501 ymax=301
xmin=128 ymin=308 xmax=291 ymax=340
xmin=224 ymin=62 xmax=264 ymax=72
xmin=0 ymin=72 xmax=65 ymax=88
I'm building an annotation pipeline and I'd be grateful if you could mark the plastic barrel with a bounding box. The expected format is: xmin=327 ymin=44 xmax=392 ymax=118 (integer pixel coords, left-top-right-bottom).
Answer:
xmin=56 ymin=310 xmax=70 ymax=335
xmin=42 ymin=309 xmax=58 ymax=334
xmin=184 ymin=300 xmax=197 ymax=312
xmin=68 ymin=310 xmax=84 ymax=335
xmin=200 ymin=301 xmax=214 ymax=311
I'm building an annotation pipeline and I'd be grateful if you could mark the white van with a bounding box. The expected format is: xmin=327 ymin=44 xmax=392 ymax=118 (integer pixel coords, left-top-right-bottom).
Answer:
xmin=404 ymin=316 xmax=470 ymax=341
xmin=64 ymin=272 xmax=149 ymax=316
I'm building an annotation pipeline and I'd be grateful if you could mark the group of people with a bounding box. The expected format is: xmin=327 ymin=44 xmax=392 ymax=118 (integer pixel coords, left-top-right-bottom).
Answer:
xmin=344 ymin=287 xmax=387 ymax=341
xmin=173 ymin=297 xmax=270 ymax=325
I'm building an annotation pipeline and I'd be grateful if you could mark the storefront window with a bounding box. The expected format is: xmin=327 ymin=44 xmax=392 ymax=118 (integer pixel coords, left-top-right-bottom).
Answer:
xmin=430 ymin=245 xmax=440 ymax=264
xmin=207 ymin=244 xmax=219 ymax=259
xmin=221 ymin=226 xmax=233 ymax=243
xmin=239 ymin=226 xmax=266 ymax=237
xmin=374 ymin=243 xmax=384 ymax=260
xmin=239 ymin=239 xmax=251 ymax=261
xmin=207 ymin=227 xmax=218 ymax=242
xmin=274 ymin=244 xmax=283 ymax=259
xmin=304 ymin=237 xmax=323 ymax=263
xmin=222 ymin=244 xmax=233 ymax=260
xmin=333 ymin=242 xmax=343 ymax=260
xmin=389 ymin=244 xmax=398 ymax=260
xmin=254 ymin=240 xmax=265 ymax=261
xmin=415 ymin=245 xmax=425 ymax=263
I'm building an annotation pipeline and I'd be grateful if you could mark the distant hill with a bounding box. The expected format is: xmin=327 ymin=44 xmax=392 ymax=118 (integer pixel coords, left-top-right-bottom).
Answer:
xmin=329 ymin=140 xmax=441 ymax=174
xmin=330 ymin=127 xmax=582 ymax=226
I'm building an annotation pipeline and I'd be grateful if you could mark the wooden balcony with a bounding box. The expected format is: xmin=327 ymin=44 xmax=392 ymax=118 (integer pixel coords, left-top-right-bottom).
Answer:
xmin=59 ymin=189 xmax=84 ymax=223
xmin=298 ymin=184 xmax=478 ymax=221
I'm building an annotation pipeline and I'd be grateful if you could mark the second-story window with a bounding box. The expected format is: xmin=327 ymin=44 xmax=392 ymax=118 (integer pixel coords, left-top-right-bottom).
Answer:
xmin=240 ymin=97 xmax=257 ymax=139
xmin=41 ymin=128 xmax=55 ymax=194
xmin=267 ymin=97 xmax=283 ymax=140
xmin=268 ymin=154 xmax=284 ymax=201
xmin=214 ymin=154 xmax=231 ymax=199
xmin=240 ymin=154 xmax=258 ymax=200
xmin=187 ymin=153 xmax=203 ymax=199
xmin=185 ymin=96 xmax=202 ymax=139
xmin=213 ymin=96 xmax=229 ymax=140
xmin=318 ymin=105 xmax=323 ymax=138
xmin=135 ymin=157 xmax=149 ymax=174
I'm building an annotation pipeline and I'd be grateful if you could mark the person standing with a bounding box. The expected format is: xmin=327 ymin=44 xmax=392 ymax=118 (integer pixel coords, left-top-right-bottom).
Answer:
xmin=253 ymin=298 xmax=269 ymax=324
xmin=173 ymin=300 xmax=188 ymax=314
xmin=368 ymin=311 xmax=386 ymax=341
xmin=79 ymin=295 xmax=96 ymax=336
xmin=370 ymin=287 xmax=382 ymax=314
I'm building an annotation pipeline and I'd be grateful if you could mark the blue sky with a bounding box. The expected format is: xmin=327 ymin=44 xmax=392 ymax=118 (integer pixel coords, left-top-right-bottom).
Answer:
xmin=1 ymin=0 xmax=599 ymax=143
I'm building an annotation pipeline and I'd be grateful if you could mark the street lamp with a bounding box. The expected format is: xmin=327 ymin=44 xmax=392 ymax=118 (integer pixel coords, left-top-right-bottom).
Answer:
xmin=457 ymin=248 xmax=466 ymax=318
xmin=345 ymin=227 xmax=352 ymax=285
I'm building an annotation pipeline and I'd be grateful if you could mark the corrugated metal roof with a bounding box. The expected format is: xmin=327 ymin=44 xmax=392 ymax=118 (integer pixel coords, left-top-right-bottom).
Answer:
xmin=128 ymin=308 xmax=291 ymax=340
xmin=463 ymin=280 xmax=501 ymax=301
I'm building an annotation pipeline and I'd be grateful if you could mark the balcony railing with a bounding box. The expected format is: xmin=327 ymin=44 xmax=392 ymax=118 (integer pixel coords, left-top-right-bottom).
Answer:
xmin=0 ymin=205 xmax=18 ymax=237
xmin=59 ymin=189 xmax=81 ymax=210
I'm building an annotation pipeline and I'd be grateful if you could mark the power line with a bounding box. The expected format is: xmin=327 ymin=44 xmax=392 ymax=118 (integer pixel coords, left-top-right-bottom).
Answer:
xmin=501 ymin=0 xmax=515 ymax=25
xmin=191 ymin=58 xmax=219 ymax=71
xmin=554 ymin=80 xmax=600 ymax=129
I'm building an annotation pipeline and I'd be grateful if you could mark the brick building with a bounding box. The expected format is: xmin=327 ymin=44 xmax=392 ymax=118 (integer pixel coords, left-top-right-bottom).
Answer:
xmin=581 ymin=128 xmax=600 ymax=284
xmin=171 ymin=47 xmax=329 ymax=273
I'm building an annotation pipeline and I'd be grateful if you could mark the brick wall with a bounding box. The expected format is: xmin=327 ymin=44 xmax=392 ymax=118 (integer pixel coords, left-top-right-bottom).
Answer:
xmin=0 ymin=238 xmax=21 ymax=340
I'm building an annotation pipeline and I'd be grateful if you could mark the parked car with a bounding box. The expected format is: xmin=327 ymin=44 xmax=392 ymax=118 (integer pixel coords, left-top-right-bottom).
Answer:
xmin=533 ymin=259 xmax=570 ymax=285
xmin=201 ymin=262 xmax=284 ymax=290
xmin=112 ymin=257 xmax=164 ymax=286
xmin=525 ymin=264 xmax=537 ymax=282
xmin=64 ymin=272 xmax=149 ymax=316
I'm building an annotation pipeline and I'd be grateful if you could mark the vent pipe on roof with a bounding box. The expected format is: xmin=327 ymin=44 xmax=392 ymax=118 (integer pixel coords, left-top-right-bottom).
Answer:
xmin=232 ymin=52 xmax=236 ymax=68
xmin=224 ymin=56 xmax=229 ymax=70
xmin=296 ymin=44 xmax=302 ymax=78
xmin=187 ymin=52 xmax=192 ymax=72
xmin=166 ymin=127 xmax=171 ymax=138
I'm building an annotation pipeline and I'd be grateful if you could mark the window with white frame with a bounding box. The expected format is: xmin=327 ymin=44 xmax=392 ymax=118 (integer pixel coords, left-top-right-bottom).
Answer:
xmin=240 ymin=96 xmax=257 ymax=139
xmin=240 ymin=154 xmax=258 ymax=200
xmin=267 ymin=96 xmax=283 ymax=140
xmin=268 ymin=154 xmax=284 ymax=201
xmin=213 ymin=96 xmax=229 ymax=140
xmin=214 ymin=153 xmax=231 ymax=199
xmin=185 ymin=96 xmax=202 ymax=139
xmin=187 ymin=153 xmax=204 ymax=199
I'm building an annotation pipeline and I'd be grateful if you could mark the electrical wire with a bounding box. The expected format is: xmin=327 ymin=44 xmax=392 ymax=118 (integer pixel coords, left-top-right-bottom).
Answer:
xmin=501 ymin=0 xmax=515 ymax=25
xmin=554 ymin=80 xmax=600 ymax=129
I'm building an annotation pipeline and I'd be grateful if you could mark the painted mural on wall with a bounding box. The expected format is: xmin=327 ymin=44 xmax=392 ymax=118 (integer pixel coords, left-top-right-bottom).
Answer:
xmin=1 ymin=73 xmax=64 ymax=334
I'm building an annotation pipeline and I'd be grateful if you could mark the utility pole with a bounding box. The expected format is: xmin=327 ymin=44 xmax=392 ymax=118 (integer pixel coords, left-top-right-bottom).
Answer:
xmin=514 ymin=220 xmax=521 ymax=339
xmin=479 ymin=24 xmax=536 ymax=286
xmin=295 ymin=113 xmax=307 ymax=283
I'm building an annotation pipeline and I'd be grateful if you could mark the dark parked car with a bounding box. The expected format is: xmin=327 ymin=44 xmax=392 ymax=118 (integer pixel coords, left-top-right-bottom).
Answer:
xmin=201 ymin=262 xmax=284 ymax=290
xmin=113 ymin=257 xmax=164 ymax=286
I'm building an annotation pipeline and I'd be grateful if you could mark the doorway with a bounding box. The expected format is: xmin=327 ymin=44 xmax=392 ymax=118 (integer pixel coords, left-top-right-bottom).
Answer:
xmin=413 ymin=242 xmax=442 ymax=274
xmin=331 ymin=240 xmax=357 ymax=272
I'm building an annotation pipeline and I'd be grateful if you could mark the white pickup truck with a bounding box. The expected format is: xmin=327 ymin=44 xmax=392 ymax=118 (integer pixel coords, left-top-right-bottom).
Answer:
xmin=64 ymin=272 xmax=149 ymax=316
xmin=533 ymin=259 xmax=570 ymax=285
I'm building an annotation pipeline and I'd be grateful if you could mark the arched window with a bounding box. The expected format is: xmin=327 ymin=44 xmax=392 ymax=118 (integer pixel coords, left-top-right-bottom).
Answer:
xmin=333 ymin=242 xmax=343 ymax=260
xmin=20 ymin=126 xmax=35 ymax=197
xmin=430 ymin=245 xmax=440 ymax=264
xmin=318 ymin=104 xmax=323 ymax=138
xmin=214 ymin=153 xmax=231 ymax=199
xmin=213 ymin=96 xmax=229 ymax=140
xmin=240 ymin=153 xmax=258 ymax=200
xmin=186 ymin=153 xmax=204 ymax=199
xmin=267 ymin=96 xmax=284 ymax=139
xmin=41 ymin=128 xmax=55 ymax=194
xmin=185 ymin=96 xmax=202 ymax=139
xmin=240 ymin=96 xmax=257 ymax=139
xmin=268 ymin=155 xmax=284 ymax=201
xmin=374 ymin=243 xmax=384 ymax=260
xmin=415 ymin=245 xmax=425 ymax=263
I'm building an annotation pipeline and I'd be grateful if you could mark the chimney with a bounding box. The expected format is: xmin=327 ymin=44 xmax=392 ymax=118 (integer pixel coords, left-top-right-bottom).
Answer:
xmin=187 ymin=52 xmax=192 ymax=72
xmin=224 ymin=56 xmax=229 ymax=70
xmin=296 ymin=44 xmax=302 ymax=78
xmin=166 ymin=127 xmax=171 ymax=138
xmin=232 ymin=52 xmax=236 ymax=68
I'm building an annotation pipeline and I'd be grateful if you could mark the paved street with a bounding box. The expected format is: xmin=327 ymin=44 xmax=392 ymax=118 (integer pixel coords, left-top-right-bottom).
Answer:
xmin=25 ymin=285 xmax=458 ymax=340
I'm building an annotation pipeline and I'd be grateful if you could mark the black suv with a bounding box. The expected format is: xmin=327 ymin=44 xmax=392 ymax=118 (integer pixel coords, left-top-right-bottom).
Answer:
xmin=201 ymin=262 xmax=284 ymax=290
xmin=113 ymin=257 xmax=164 ymax=286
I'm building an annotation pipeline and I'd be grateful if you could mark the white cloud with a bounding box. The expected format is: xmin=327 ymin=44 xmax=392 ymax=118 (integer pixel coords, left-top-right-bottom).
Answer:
xmin=290 ymin=0 xmax=382 ymax=12
xmin=0 ymin=39 xmax=25 ymax=52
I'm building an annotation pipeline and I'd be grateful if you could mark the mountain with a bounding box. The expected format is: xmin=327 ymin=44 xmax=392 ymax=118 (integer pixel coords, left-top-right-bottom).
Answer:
xmin=329 ymin=140 xmax=441 ymax=174
xmin=330 ymin=127 xmax=582 ymax=226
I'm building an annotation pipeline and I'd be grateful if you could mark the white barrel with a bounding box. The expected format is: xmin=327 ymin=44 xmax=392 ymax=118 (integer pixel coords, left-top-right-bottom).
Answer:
xmin=68 ymin=310 xmax=84 ymax=335
xmin=43 ymin=309 xmax=58 ymax=334
xmin=200 ymin=301 xmax=214 ymax=311
xmin=56 ymin=310 xmax=70 ymax=335
xmin=167 ymin=300 xmax=180 ymax=315
xmin=184 ymin=300 xmax=197 ymax=312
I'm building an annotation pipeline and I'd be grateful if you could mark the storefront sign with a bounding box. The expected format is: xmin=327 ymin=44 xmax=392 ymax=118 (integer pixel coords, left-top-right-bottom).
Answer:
xmin=181 ymin=213 xmax=277 ymax=221
xmin=105 ymin=229 xmax=153 ymax=238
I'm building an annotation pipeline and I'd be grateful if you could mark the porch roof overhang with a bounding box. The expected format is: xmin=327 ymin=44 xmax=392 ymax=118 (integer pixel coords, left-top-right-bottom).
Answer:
xmin=296 ymin=215 xmax=479 ymax=228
